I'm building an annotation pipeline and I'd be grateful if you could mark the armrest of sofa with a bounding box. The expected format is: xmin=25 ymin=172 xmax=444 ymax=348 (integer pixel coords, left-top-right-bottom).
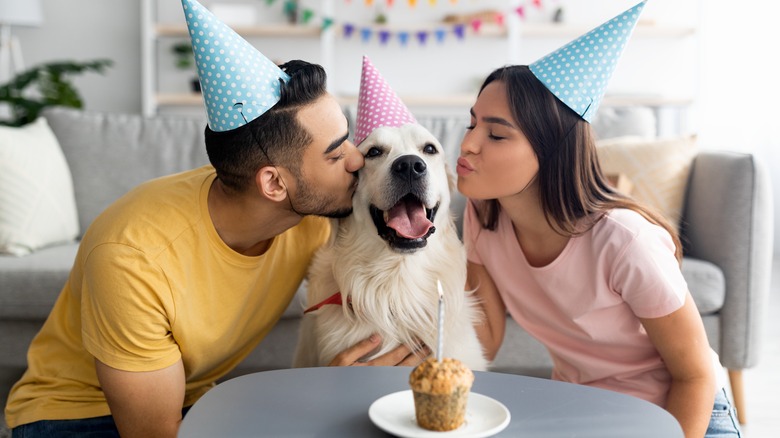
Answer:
xmin=680 ymin=151 xmax=774 ymax=369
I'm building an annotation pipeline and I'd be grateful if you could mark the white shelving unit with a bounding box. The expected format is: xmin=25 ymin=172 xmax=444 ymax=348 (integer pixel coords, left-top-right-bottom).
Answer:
xmin=141 ymin=0 xmax=697 ymax=120
xmin=141 ymin=0 xmax=336 ymax=117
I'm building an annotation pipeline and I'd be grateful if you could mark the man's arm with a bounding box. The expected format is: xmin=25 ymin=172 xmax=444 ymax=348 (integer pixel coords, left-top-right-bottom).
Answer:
xmin=95 ymin=358 xmax=186 ymax=438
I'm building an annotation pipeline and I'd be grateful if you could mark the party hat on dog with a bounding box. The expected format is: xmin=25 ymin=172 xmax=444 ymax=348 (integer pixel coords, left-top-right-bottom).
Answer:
xmin=529 ymin=1 xmax=646 ymax=123
xmin=353 ymin=56 xmax=417 ymax=145
xmin=181 ymin=0 xmax=290 ymax=132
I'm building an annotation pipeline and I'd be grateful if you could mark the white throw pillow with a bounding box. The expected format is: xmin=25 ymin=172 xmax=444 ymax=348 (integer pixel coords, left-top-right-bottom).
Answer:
xmin=0 ymin=118 xmax=79 ymax=256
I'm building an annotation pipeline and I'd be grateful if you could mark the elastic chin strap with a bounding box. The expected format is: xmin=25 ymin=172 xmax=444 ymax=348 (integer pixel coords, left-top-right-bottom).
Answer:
xmin=273 ymin=171 xmax=304 ymax=218
xmin=235 ymin=102 xmax=304 ymax=218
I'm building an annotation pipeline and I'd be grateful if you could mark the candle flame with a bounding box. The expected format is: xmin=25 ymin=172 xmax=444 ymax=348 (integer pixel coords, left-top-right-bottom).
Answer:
xmin=437 ymin=279 xmax=444 ymax=299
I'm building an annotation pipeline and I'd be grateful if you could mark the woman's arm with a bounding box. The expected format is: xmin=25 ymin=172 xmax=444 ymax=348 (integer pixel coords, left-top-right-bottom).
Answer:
xmin=640 ymin=293 xmax=716 ymax=438
xmin=467 ymin=261 xmax=507 ymax=361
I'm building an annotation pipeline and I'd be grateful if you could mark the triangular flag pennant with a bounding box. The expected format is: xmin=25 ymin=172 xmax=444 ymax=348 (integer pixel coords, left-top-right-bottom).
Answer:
xmin=453 ymin=24 xmax=465 ymax=39
xmin=379 ymin=30 xmax=392 ymax=45
xmin=181 ymin=0 xmax=290 ymax=132
xmin=398 ymin=31 xmax=410 ymax=46
xmin=360 ymin=27 xmax=373 ymax=42
xmin=353 ymin=56 xmax=417 ymax=145
xmin=416 ymin=31 xmax=429 ymax=45
xmin=301 ymin=9 xmax=315 ymax=24
xmin=529 ymin=1 xmax=646 ymax=123
xmin=322 ymin=17 xmax=334 ymax=30
xmin=434 ymin=28 xmax=446 ymax=43
xmin=344 ymin=23 xmax=355 ymax=38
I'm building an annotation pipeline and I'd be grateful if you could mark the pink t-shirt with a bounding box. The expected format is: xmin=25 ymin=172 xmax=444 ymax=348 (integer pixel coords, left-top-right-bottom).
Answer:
xmin=464 ymin=202 xmax=718 ymax=406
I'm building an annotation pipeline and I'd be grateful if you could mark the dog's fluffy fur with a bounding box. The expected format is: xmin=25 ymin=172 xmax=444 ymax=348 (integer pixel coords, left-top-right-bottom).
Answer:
xmin=293 ymin=124 xmax=488 ymax=371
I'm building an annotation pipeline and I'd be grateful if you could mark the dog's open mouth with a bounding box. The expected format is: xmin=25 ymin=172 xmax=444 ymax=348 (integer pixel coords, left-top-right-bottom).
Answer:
xmin=370 ymin=194 xmax=439 ymax=251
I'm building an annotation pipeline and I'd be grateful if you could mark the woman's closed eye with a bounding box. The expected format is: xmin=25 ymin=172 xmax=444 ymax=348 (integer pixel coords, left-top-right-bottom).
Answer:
xmin=466 ymin=123 xmax=506 ymax=141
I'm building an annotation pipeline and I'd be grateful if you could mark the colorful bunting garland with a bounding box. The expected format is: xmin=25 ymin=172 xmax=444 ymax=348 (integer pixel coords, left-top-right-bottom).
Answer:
xmin=261 ymin=0 xmax=550 ymax=46
xmin=343 ymin=0 xmax=504 ymax=5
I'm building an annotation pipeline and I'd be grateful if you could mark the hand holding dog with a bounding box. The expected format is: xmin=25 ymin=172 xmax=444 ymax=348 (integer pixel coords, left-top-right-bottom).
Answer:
xmin=328 ymin=334 xmax=431 ymax=367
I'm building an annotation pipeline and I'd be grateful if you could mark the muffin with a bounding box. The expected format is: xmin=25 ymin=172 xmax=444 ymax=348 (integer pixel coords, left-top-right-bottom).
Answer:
xmin=409 ymin=357 xmax=475 ymax=431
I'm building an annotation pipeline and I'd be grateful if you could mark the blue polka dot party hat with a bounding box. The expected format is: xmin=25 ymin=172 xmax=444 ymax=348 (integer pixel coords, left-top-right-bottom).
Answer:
xmin=529 ymin=1 xmax=646 ymax=123
xmin=181 ymin=0 xmax=290 ymax=132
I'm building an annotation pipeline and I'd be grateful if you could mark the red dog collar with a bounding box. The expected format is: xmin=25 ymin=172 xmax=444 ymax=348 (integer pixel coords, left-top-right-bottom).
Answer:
xmin=303 ymin=292 xmax=351 ymax=314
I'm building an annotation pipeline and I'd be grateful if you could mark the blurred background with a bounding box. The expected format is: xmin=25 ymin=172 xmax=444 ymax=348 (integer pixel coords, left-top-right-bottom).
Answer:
xmin=7 ymin=0 xmax=778 ymax=254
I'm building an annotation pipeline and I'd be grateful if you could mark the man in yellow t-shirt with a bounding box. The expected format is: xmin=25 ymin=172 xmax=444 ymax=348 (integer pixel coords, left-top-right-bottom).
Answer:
xmin=5 ymin=22 xmax=427 ymax=437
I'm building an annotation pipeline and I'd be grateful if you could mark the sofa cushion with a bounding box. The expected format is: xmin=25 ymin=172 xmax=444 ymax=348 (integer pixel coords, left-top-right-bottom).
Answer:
xmin=681 ymin=256 xmax=725 ymax=315
xmin=0 ymin=242 xmax=79 ymax=319
xmin=0 ymin=242 xmax=306 ymax=322
xmin=0 ymin=118 xmax=80 ymax=256
xmin=596 ymin=135 xmax=698 ymax=233
xmin=281 ymin=282 xmax=309 ymax=320
xmin=42 ymin=108 xmax=210 ymax=235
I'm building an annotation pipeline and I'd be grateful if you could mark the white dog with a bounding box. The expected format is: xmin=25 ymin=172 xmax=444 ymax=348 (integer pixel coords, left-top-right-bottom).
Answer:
xmin=293 ymin=123 xmax=488 ymax=371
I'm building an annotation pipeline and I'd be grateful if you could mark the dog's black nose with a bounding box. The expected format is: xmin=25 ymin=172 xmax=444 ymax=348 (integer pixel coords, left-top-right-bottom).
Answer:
xmin=392 ymin=155 xmax=427 ymax=181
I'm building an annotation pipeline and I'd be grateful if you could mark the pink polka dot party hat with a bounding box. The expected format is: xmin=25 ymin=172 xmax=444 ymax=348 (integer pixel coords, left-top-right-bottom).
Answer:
xmin=353 ymin=56 xmax=417 ymax=146
xmin=529 ymin=1 xmax=646 ymax=123
xmin=181 ymin=0 xmax=290 ymax=132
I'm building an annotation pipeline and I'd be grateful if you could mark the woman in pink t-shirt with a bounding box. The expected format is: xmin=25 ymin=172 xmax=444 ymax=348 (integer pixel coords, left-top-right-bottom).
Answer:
xmin=457 ymin=65 xmax=741 ymax=438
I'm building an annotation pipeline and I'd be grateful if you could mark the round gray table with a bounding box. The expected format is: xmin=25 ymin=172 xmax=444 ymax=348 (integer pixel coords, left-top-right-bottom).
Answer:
xmin=178 ymin=366 xmax=683 ymax=437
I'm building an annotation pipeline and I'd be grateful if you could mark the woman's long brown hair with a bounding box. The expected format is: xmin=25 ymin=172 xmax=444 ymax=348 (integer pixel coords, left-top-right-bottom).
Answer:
xmin=472 ymin=66 xmax=682 ymax=263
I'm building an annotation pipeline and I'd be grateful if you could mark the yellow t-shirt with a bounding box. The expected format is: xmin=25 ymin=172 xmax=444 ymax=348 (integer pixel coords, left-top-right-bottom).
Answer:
xmin=5 ymin=165 xmax=330 ymax=427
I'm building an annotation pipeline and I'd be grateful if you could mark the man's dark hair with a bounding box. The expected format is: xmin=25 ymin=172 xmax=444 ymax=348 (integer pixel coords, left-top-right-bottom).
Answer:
xmin=204 ymin=60 xmax=328 ymax=193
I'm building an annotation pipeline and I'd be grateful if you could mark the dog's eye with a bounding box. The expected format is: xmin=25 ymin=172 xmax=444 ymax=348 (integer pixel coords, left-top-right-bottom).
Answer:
xmin=422 ymin=144 xmax=438 ymax=155
xmin=365 ymin=147 xmax=382 ymax=158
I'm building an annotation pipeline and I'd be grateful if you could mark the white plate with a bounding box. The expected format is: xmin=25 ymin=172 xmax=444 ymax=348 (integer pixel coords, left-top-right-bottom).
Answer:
xmin=368 ymin=390 xmax=510 ymax=438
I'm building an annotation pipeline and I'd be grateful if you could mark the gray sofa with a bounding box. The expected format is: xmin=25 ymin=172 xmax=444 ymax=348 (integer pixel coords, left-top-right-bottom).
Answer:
xmin=1 ymin=107 xmax=773 ymax=429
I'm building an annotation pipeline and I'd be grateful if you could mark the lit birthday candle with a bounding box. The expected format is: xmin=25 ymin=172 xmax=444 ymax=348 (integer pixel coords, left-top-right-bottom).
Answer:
xmin=437 ymin=279 xmax=444 ymax=362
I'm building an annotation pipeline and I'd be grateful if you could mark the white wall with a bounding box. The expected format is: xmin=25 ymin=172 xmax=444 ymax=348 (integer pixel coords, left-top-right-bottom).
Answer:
xmin=9 ymin=0 xmax=779 ymax=254
xmin=15 ymin=0 xmax=698 ymax=112
xmin=694 ymin=0 xmax=780 ymax=255
xmin=13 ymin=0 xmax=141 ymax=113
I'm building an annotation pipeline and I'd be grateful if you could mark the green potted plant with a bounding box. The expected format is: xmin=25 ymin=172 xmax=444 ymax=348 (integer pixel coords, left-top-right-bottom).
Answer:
xmin=283 ymin=0 xmax=299 ymax=24
xmin=0 ymin=59 xmax=112 ymax=127
xmin=172 ymin=41 xmax=201 ymax=93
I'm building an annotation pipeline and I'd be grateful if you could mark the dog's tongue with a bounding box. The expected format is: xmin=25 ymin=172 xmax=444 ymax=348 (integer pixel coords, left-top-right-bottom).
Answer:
xmin=386 ymin=199 xmax=432 ymax=239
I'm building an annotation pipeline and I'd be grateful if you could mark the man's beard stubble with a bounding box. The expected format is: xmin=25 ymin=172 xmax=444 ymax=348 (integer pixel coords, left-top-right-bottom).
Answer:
xmin=288 ymin=173 xmax=357 ymax=219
